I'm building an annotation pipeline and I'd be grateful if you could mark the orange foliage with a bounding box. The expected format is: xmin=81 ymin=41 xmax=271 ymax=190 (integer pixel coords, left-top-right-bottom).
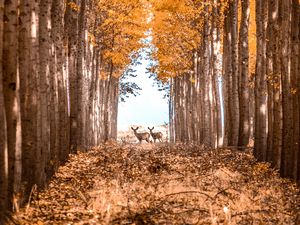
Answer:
xmin=149 ymin=0 xmax=230 ymax=80
xmin=93 ymin=0 xmax=256 ymax=81
xmin=67 ymin=1 xmax=80 ymax=12
xmin=95 ymin=0 xmax=148 ymax=78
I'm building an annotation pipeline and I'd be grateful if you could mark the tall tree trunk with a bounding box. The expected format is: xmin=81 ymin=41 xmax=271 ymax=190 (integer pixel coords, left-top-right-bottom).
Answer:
xmin=88 ymin=48 xmax=98 ymax=146
xmin=229 ymin=0 xmax=239 ymax=147
xmin=169 ymin=78 xmax=175 ymax=143
xmin=290 ymin=0 xmax=299 ymax=181
xmin=0 ymin=0 xmax=8 ymax=216
xmin=298 ymin=0 xmax=300 ymax=182
xmin=65 ymin=0 xmax=78 ymax=153
xmin=254 ymin=0 xmax=268 ymax=161
xmin=174 ymin=78 xmax=181 ymax=142
xmin=103 ymin=72 xmax=112 ymax=142
xmin=203 ymin=20 xmax=212 ymax=147
xmin=271 ymin=0 xmax=282 ymax=169
xmin=19 ymin=0 xmax=39 ymax=201
xmin=266 ymin=0 xmax=274 ymax=163
xmin=212 ymin=2 xmax=223 ymax=148
xmin=77 ymin=0 xmax=86 ymax=150
xmin=238 ymin=0 xmax=250 ymax=147
xmin=112 ymin=77 xmax=119 ymax=139
xmin=49 ymin=0 xmax=61 ymax=177
xmin=38 ymin=0 xmax=52 ymax=186
xmin=223 ymin=10 xmax=232 ymax=147
xmin=52 ymin=0 xmax=69 ymax=163
xmin=280 ymin=0 xmax=293 ymax=178
xmin=3 ymin=0 xmax=22 ymax=210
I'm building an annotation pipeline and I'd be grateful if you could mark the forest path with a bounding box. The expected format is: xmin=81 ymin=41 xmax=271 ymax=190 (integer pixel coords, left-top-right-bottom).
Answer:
xmin=13 ymin=143 xmax=299 ymax=224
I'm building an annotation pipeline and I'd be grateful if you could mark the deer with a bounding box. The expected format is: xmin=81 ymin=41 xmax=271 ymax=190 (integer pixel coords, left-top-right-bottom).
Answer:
xmin=148 ymin=127 xmax=163 ymax=143
xmin=131 ymin=127 xmax=150 ymax=143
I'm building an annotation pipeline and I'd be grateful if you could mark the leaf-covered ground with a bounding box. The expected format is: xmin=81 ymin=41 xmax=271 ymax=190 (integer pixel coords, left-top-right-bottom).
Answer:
xmin=12 ymin=143 xmax=300 ymax=224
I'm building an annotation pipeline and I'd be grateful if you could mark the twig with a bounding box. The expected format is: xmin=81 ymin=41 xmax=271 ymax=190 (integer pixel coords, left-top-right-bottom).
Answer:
xmin=73 ymin=187 xmax=89 ymax=207
xmin=163 ymin=191 xmax=213 ymax=200
xmin=25 ymin=184 xmax=37 ymax=213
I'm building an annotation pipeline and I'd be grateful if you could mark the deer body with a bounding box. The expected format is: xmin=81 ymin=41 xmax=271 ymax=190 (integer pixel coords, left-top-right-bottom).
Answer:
xmin=148 ymin=127 xmax=163 ymax=143
xmin=131 ymin=127 xmax=150 ymax=143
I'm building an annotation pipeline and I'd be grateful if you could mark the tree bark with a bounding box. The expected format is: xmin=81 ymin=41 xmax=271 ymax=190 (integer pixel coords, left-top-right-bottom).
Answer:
xmin=229 ymin=0 xmax=240 ymax=147
xmin=223 ymin=9 xmax=231 ymax=147
xmin=280 ymin=0 xmax=293 ymax=178
xmin=3 ymin=0 xmax=22 ymax=210
xmin=38 ymin=0 xmax=52 ymax=186
xmin=77 ymin=0 xmax=86 ymax=150
xmin=254 ymin=0 xmax=268 ymax=161
xmin=238 ymin=0 xmax=250 ymax=147
xmin=212 ymin=2 xmax=223 ymax=148
xmin=290 ymin=0 xmax=299 ymax=181
xmin=19 ymin=0 xmax=39 ymax=201
xmin=65 ymin=0 xmax=79 ymax=153
xmin=52 ymin=0 xmax=69 ymax=163
xmin=0 ymin=0 xmax=8 ymax=216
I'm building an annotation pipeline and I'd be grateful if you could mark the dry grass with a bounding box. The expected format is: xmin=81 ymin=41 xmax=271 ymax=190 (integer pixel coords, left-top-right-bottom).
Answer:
xmin=11 ymin=143 xmax=300 ymax=225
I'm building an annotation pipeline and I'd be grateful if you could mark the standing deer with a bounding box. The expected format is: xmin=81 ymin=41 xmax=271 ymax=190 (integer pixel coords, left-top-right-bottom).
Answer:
xmin=131 ymin=127 xmax=150 ymax=143
xmin=148 ymin=127 xmax=163 ymax=143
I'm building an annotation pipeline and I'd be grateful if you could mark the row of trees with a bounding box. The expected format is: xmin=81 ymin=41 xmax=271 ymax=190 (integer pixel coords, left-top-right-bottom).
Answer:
xmin=0 ymin=0 xmax=146 ymax=217
xmin=151 ymin=0 xmax=300 ymax=182
xmin=254 ymin=0 xmax=299 ymax=180
xmin=0 ymin=0 xmax=298 ymax=219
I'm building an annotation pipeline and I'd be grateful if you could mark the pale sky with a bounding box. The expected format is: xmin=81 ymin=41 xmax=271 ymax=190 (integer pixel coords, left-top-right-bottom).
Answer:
xmin=117 ymin=57 xmax=169 ymax=131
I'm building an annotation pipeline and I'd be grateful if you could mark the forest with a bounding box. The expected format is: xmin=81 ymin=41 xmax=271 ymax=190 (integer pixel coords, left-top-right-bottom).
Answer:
xmin=0 ymin=0 xmax=299 ymax=224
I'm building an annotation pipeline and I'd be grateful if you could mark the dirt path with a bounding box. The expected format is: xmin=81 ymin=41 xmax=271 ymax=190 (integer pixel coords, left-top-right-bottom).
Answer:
xmin=12 ymin=143 xmax=299 ymax=224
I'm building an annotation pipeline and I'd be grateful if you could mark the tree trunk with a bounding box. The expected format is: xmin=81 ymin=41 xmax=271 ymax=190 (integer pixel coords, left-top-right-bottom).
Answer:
xmin=3 ymin=0 xmax=22 ymax=210
xmin=266 ymin=0 xmax=274 ymax=163
xmin=19 ymin=0 xmax=39 ymax=201
xmin=0 ymin=0 xmax=8 ymax=216
xmin=254 ymin=0 xmax=268 ymax=161
xmin=238 ymin=0 xmax=250 ymax=147
xmin=77 ymin=0 xmax=86 ymax=150
xmin=52 ymin=0 xmax=69 ymax=163
xmin=229 ymin=0 xmax=240 ymax=147
xmin=223 ymin=10 xmax=232 ymax=147
xmin=290 ymin=0 xmax=299 ymax=181
xmin=65 ymin=0 xmax=79 ymax=153
xmin=212 ymin=2 xmax=223 ymax=148
xmin=202 ymin=19 xmax=212 ymax=147
xmin=38 ymin=0 xmax=52 ymax=186
xmin=280 ymin=0 xmax=293 ymax=178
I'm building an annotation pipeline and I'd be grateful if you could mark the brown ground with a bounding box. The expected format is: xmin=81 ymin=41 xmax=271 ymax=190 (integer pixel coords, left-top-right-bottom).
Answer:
xmin=11 ymin=143 xmax=300 ymax=225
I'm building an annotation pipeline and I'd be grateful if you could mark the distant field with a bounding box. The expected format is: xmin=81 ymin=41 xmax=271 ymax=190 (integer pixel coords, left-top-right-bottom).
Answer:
xmin=118 ymin=124 xmax=169 ymax=143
